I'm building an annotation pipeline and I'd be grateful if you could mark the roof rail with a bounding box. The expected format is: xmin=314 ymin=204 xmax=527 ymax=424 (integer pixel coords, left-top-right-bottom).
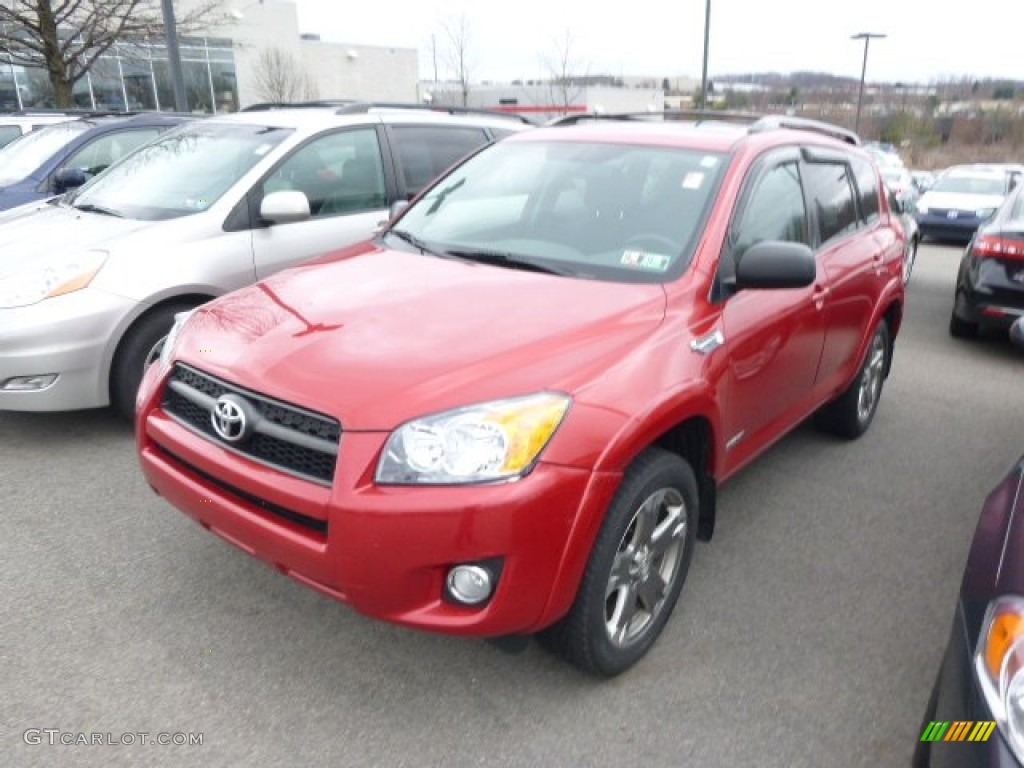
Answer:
xmin=240 ymin=100 xmax=357 ymax=112
xmin=549 ymin=109 xmax=861 ymax=145
xmin=749 ymin=115 xmax=860 ymax=146
xmin=333 ymin=102 xmax=534 ymax=124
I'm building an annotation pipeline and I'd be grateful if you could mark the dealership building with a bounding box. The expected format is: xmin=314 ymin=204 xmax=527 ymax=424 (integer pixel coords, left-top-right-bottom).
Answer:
xmin=0 ymin=0 xmax=419 ymax=112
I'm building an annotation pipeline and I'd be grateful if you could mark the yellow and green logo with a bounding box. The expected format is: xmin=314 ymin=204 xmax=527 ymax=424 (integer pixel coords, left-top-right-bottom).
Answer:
xmin=920 ymin=721 xmax=997 ymax=742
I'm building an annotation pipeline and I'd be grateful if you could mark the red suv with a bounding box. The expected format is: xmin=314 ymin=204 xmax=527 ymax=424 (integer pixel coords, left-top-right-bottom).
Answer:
xmin=136 ymin=113 xmax=905 ymax=676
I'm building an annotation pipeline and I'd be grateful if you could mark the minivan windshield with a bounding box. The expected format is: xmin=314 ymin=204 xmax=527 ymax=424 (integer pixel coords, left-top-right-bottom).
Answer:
xmin=71 ymin=121 xmax=293 ymax=221
xmin=391 ymin=139 xmax=727 ymax=283
xmin=0 ymin=120 xmax=91 ymax=185
xmin=932 ymin=173 xmax=1006 ymax=196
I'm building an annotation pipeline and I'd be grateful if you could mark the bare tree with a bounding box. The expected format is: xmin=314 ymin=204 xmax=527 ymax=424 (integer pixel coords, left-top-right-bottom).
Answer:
xmin=540 ymin=29 xmax=587 ymax=114
xmin=440 ymin=13 xmax=471 ymax=106
xmin=251 ymin=46 xmax=317 ymax=104
xmin=0 ymin=1 xmax=225 ymax=107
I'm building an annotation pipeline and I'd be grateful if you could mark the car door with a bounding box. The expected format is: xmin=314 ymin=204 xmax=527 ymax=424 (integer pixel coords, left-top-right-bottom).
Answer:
xmin=801 ymin=152 xmax=880 ymax=394
xmin=717 ymin=151 xmax=826 ymax=467
xmin=250 ymin=126 xmax=391 ymax=280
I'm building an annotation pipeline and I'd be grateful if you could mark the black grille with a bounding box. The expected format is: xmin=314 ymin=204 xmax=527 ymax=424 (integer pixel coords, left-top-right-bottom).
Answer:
xmin=162 ymin=364 xmax=340 ymax=485
xmin=155 ymin=443 xmax=327 ymax=535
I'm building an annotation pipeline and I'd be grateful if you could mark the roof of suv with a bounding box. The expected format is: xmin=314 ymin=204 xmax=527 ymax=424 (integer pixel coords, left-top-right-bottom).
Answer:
xmin=218 ymin=103 xmax=533 ymax=133
xmin=534 ymin=110 xmax=862 ymax=153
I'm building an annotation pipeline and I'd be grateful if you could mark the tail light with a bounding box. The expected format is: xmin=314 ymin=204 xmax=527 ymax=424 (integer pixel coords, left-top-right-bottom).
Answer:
xmin=974 ymin=235 xmax=1024 ymax=260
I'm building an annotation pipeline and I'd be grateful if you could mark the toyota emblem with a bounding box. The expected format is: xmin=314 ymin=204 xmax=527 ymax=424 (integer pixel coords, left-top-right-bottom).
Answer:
xmin=211 ymin=394 xmax=251 ymax=443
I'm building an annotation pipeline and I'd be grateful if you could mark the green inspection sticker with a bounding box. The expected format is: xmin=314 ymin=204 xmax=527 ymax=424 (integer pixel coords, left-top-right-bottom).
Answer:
xmin=620 ymin=249 xmax=671 ymax=271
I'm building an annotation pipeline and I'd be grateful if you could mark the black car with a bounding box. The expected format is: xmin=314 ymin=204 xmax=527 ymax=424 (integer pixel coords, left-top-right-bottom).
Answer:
xmin=0 ymin=112 xmax=192 ymax=211
xmin=914 ymin=319 xmax=1024 ymax=768
xmin=950 ymin=184 xmax=1024 ymax=338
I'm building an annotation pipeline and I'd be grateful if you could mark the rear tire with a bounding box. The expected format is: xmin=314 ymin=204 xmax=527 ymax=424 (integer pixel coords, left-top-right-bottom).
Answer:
xmin=816 ymin=320 xmax=890 ymax=440
xmin=109 ymin=303 xmax=195 ymax=421
xmin=537 ymin=448 xmax=698 ymax=677
xmin=948 ymin=302 xmax=978 ymax=339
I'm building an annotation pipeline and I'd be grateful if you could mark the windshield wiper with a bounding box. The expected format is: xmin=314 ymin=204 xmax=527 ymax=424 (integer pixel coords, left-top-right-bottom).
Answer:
xmin=387 ymin=229 xmax=448 ymax=258
xmin=445 ymin=249 xmax=573 ymax=277
xmin=73 ymin=202 xmax=124 ymax=218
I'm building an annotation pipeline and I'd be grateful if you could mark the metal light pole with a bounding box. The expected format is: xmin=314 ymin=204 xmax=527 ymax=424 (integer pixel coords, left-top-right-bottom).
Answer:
xmin=851 ymin=32 xmax=885 ymax=134
xmin=161 ymin=0 xmax=188 ymax=112
xmin=699 ymin=0 xmax=711 ymax=110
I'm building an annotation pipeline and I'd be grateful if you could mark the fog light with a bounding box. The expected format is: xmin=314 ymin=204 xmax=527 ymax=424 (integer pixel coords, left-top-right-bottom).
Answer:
xmin=2 ymin=374 xmax=58 ymax=391
xmin=447 ymin=564 xmax=494 ymax=605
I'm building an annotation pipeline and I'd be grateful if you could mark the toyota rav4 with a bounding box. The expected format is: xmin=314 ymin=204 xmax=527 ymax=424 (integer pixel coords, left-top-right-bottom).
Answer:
xmin=137 ymin=113 xmax=906 ymax=676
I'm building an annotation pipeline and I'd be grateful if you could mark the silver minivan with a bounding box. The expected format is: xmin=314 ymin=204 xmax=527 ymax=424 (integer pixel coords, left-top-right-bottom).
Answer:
xmin=0 ymin=105 xmax=529 ymax=416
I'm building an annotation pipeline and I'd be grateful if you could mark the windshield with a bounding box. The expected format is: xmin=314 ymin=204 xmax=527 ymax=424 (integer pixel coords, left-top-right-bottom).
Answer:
xmin=391 ymin=140 xmax=727 ymax=282
xmin=932 ymin=174 xmax=1006 ymax=196
xmin=0 ymin=120 xmax=91 ymax=185
xmin=71 ymin=121 xmax=294 ymax=221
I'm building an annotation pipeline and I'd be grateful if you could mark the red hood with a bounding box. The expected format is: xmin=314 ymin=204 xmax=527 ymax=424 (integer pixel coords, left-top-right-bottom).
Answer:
xmin=174 ymin=244 xmax=666 ymax=429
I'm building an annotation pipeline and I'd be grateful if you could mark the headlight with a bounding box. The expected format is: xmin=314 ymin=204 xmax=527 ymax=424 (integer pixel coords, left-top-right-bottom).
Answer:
xmin=159 ymin=309 xmax=197 ymax=367
xmin=974 ymin=596 xmax=1024 ymax=761
xmin=0 ymin=250 xmax=107 ymax=309
xmin=916 ymin=205 xmax=929 ymax=215
xmin=976 ymin=207 xmax=997 ymax=219
xmin=376 ymin=393 xmax=571 ymax=485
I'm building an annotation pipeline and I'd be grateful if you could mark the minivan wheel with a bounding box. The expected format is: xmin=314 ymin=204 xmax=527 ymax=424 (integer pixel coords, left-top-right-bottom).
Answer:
xmin=538 ymin=448 xmax=698 ymax=677
xmin=110 ymin=303 xmax=195 ymax=421
xmin=816 ymin=320 xmax=890 ymax=440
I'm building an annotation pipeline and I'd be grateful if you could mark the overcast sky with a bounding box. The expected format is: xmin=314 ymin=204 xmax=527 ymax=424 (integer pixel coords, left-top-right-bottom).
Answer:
xmin=293 ymin=0 xmax=1022 ymax=84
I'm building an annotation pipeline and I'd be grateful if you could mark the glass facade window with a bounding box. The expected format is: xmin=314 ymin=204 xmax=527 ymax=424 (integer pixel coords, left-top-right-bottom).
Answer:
xmin=3 ymin=36 xmax=238 ymax=115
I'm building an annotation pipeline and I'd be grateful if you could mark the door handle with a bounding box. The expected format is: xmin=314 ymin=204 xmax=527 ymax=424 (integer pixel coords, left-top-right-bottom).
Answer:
xmin=813 ymin=284 xmax=831 ymax=309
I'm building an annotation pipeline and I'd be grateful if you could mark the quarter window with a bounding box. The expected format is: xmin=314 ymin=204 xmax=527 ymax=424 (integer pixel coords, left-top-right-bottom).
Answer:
xmin=64 ymin=129 xmax=160 ymax=176
xmin=804 ymin=162 xmax=859 ymax=243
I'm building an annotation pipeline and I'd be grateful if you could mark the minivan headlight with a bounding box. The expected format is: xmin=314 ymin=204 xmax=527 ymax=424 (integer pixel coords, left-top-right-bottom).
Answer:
xmin=0 ymin=250 xmax=107 ymax=308
xmin=974 ymin=596 xmax=1024 ymax=762
xmin=376 ymin=393 xmax=571 ymax=485
xmin=976 ymin=207 xmax=997 ymax=219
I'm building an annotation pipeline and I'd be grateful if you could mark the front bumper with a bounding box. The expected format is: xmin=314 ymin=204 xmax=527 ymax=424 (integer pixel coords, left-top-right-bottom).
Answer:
xmin=0 ymin=288 xmax=136 ymax=411
xmin=136 ymin=366 xmax=621 ymax=637
xmin=914 ymin=602 xmax=1020 ymax=768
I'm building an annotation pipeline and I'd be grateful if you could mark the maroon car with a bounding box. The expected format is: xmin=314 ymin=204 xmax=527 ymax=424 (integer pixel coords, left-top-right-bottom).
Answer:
xmin=915 ymin=318 xmax=1024 ymax=767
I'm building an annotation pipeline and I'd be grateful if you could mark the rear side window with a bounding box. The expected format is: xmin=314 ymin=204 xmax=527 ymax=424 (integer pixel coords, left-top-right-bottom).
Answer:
xmin=849 ymin=156 xmax=881 ymax=224
xmin=389 ymin=125 xmax=490 ymax=197
xmin=804 ymin=162 xmax=859 ymax=244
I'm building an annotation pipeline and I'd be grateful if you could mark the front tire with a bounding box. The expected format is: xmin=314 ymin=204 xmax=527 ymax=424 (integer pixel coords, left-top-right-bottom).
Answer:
xmin=816 ymin=320 xmax=890 ymax=440
xmin=109 ymin=303 xmax=195 ymax=421
xmin=538 ymin=448 xmax=698 ymax=677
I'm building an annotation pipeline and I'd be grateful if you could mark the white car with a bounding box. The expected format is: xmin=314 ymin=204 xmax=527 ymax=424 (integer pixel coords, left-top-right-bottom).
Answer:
xmin=0 ymin=111 xmax=80 ymax=148
xmin=914 ymin=165 xmax=1017 ymax=242
xmin=0 ymin=104 xmax=530 ymax=417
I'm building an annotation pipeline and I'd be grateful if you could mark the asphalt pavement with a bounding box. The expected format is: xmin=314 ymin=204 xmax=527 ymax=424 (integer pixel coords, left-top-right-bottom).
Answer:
xmin=4 ymin=242 xmax=1023 ymax=768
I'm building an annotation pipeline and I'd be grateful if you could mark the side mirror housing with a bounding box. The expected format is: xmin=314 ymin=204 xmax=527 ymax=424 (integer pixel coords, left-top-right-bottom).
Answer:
xmin=260 ymin=190 xmax=311 ymax=225
xmin=54 ymin=167 xmax=87 ymax=194
xmin=734 ymin=241 xmax=816 ymax=290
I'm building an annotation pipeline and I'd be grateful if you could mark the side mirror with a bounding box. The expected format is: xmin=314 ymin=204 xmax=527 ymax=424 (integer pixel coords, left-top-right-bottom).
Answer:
xmin=260 ymin=190 xmax=311 ymax=225
xmin=1011 ymin=318 xmax=1024 ymax=349
xmin=54 ymin=167 xmax=87 ymax=194
xmin=734 ymin=241 xmax=816 ymax=290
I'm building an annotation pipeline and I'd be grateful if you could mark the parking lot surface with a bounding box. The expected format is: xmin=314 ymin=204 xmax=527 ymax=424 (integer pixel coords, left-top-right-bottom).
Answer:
xmin=4 ymin=242 xmax=1022 ymax=768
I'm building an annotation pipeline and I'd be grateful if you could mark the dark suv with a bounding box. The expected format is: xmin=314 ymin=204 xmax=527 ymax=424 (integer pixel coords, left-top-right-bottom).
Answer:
xmin=137 ymin=112 xmax=906 ymax=676
xmin=0 ymin=112 xmax=190 ymax=211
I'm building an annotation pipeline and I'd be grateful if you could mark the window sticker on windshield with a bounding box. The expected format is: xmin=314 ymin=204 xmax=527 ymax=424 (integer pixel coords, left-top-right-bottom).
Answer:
xmin=253 ymin=143 xmax=273 ymax=156
xmin=700 ymin=156 xmax=719 ymax=168
xmin=621 ymin=249 xmax=671 ymax=271
xmin=682 ymin=172 xmax=705 ymax=190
